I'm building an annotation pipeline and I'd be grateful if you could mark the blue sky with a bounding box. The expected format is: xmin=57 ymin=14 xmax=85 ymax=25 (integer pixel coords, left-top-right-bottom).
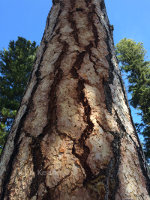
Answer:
xmin=0 ymin=0 xmax=150 ymax=141
xmin=106 ymin=0 xmax=150 ymax=58
xmin=1 ymin=0 xmax=150 ymax=53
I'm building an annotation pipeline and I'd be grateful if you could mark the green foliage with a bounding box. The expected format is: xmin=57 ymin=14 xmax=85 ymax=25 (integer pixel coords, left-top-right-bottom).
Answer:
xmin=0 ymin=37 xmax=37 ymax=152
xmin=116 ymin=38 xmax=150 ymax=160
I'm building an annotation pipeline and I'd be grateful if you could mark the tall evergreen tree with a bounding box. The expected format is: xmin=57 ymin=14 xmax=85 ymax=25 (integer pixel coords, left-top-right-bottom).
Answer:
xmin=116 ymin=38 xmax=150 ymax=160
xmin=0 ymin=37 xmax=37 ymax=153
xmin=0 ymin=1 xmax=150 ymax=199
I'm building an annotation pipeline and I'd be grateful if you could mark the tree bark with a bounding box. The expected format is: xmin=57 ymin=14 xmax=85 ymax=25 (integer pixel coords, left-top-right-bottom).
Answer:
xmin=0 ymin=0 xmax=150 ymax=199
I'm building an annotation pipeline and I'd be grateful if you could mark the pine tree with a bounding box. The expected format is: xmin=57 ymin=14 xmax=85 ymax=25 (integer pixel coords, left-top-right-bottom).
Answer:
xmin=116 ymin=38 xmax=150 ymax=160
xmin=0 ymin=1 xmax=150 ymax=199
xmin=0 ymin=37 xmax=37 ymax=153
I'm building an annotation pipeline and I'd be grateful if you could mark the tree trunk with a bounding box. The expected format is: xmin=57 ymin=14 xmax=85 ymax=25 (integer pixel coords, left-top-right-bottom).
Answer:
xmin=0 ymin=0 xmax=150 ymax=199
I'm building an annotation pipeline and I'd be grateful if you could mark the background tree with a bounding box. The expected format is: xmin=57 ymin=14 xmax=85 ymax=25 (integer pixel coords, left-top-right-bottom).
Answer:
xmin=0 ymin=37 xmax=37 ymax=153
xmin=116 ymin=38 xmax=150 ymax=160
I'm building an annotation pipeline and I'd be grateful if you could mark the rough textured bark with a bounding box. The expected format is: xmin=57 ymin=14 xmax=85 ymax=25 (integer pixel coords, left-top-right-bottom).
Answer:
xmin=0 ymin=0 xmax=150 ymax=199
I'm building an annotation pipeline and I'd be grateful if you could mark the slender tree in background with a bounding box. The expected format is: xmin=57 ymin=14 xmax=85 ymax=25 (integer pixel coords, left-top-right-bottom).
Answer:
xmin=0 ymin=0 xmax=150 ymax=199
xmin=0 ymin=37 xmax=37 ymax=153
xmin=116 ymin=38 xmax=150 ymax=160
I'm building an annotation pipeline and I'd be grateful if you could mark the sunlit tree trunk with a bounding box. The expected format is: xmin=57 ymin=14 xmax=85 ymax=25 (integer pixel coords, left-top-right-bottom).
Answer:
xmin=0 ymin=0 xmax=150 ymax=199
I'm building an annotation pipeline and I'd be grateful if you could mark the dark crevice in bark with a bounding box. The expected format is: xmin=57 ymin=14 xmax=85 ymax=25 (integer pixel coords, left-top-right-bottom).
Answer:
xmin=49 ymin=9 xmax=62 ymax=40
xmin=69 ymin=34 xmax=119 ymax=198
xmin=74 ymin=78 xmax=94 ymax=181
xmin=103 ymin=78 xmax=113 ymax=114
xmin=123 ymin=92 xmax=150 ymax=191
xmin=71 ymin=41 xmax=98 ymax=77
xmin=46 ymin=172 xmax=71 ymax=200
xmin=96 ymin=116 xmax=122 ymax=199
xmin=86 ymin=41 xmax=99 ymax=75
xmin=115 ymin=108 xmax=142 ymax=148
xmin=83 ymin=130 xmax=121 ymax=200
xmin=30 ymin=43 xmax=69 ymax=198
xmin=67 ymin=4 xmax=101 ymax=178
xmin=29 ymin=41 xmax=69 ymax=198
xmin=132 ymin=125 xmax=150 ymax=192
xmin=37 ymin=53 xmax=66 ymax=140
xmin=56 ymin=128 xmax=75 ymax=142
xmin=70 ymin=0 xmax=76 ymax=9
xmin=43 ymin=1 xmax=64 ymax=42
xmin=68 ymin=13 xmax=79 ymax=45
xmin=98 ymin=0 xmax=136 ymax=122
xmin=49 ymin=173 xmax=71 ymax=191
xmin=72 ymin=79 xmax=94 ymax=181
xmin=85 ymin=0 xmax=92 ymax=7
xmin=76 ymin=8 xmax=84 ymax=12
xmin=114 ymin=110 xmax=126 ymax=134
xmin=108 ymin=25 xmax=114 ymax=40
xmin=99 ymin=0 xmax=108 ymax=22
xmin=68 ymin=0 xmax=103 ymax=182
xmin=42 ymin=191 xmax=52 ymax=200
xmin=107 ymin=132 xmax=121 ymax=200
xmin=98 ymin=24 xmax=114 ymax=114
xmin=52 ymin=0 xmax=60 ymax=5
xmin=84 ymin=42 xmax=99 ymax=75
xmin=115 ymin=109 xmax=150 ymax=195
xmin=103 ymin=111 xmax=127 ymax=199
xmin=105 ymin=37 xmax=114 ymax=85
xmin=29 ymin=138 xmax=45 ymax=198
xmin=69 ymin=0 xmax=100 ymax=74
xmin=0 ymin=139 xmax=23 ymax=200
xmin=70 ymin=43 xmax=95 ymax=184
xmin=86 ymin=168 xmax=108 ymax=200
xmin=68 ymin=2 xmax=115 ymax=191
xmin=117 ymin=74 xmax=129 ymax=108
xmin=39 ymin=40 xmax=68 ymax=139
xmin=100 ymin=0 xmax=105 ymax=10
xmin=88 ymin=5 xmax=99 ymax=48
xmin=96 ymin=120 xmax=108 ymax=133
xmin=70 ymin=51 xmax=86 ymax=79
xmin=69 ymin=0 xmax=99 ymax=48
xmin=85 ymin=1 xmax=100 ymax=48
xmin=114 ymin=47 xmax=150 ymax=195
xmin=90 ymin=57 xmax=99 ymax=75
xmin=30 ymin=136 xmax=71 ymax=199
xmin=95 ymin=122 xmax=121 ymax=199
xmin=68 ymin=0 xmax=80 ymax=45
xmin=103 ymin=45 xmax=114 ymax=114
xmin=94 ymin=6 xmax=115 ymax=115
xmin=136 ymin=147 xmax=150 ymax=195
xmin=0 ymin=40 xmax=49 ymax=200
